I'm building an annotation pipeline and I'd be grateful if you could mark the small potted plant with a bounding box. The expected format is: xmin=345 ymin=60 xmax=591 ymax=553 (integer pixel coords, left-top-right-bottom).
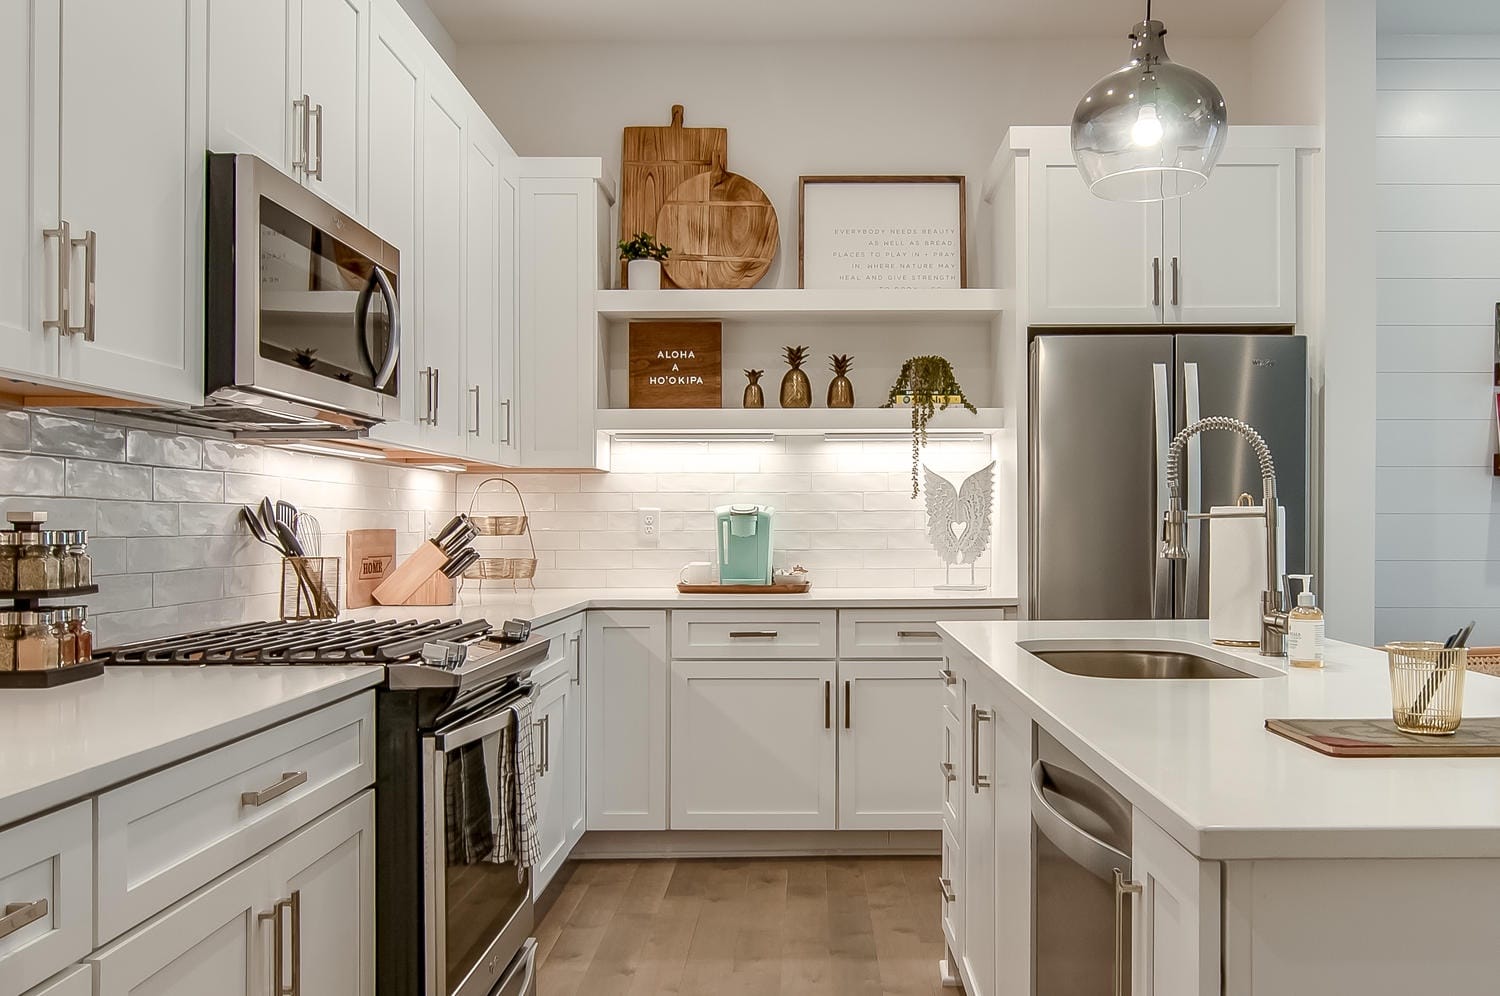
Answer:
xmin=883 ymin=356 xmax=978 ymax=497
xmin=618 ymin=232 xmax=671 ymax=289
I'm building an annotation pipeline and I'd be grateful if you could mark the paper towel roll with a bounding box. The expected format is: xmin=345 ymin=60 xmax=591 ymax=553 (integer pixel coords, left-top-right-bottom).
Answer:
xmin=1208 ymin=504 xmax=1286 ymax=646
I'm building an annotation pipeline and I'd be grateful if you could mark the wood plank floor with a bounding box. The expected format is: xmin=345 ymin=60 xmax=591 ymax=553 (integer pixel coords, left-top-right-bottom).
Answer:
xmin=534 ymin=857 xmax=952 ymax=995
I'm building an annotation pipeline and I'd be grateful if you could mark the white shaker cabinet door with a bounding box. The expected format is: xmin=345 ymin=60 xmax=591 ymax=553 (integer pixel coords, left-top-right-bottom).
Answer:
xmin=0 ymin=0 xmax=61 ymax=380
xmin=56 ymin=0 xmax=206 ymax=406
xmin=1130 ymin=813 xmax=1220 ymax=996
xmin=365 ymin=0 xmax=423 ymax=443
xmin=1166 ymin=149 xmax=1297 ymax=325
xmin=670 ymin=658 xmax=838 ymax=831
xmin=531 ymin=673 xmax=570 ymax=894
xmin=298 ymin=0 xmax=366 ymax=219
xmin=464 ymin=107 xmax=507 ymax=463
xmin=585 ymin=610 xmax=668 ymax=830
xmin=562 ymin=626 xmax=586 ymax=847
xmin=837 ymin=659 xmax=944 ymax=831
xmin=1028 ymin=153 xmax=1165 ymax=326
xmin=959 ymin=677 xmax=998 ymax=996
xmin=207 ymin=0 xmax=296 ymax=175
xmin=417 ymin=66 xmax=467 ymax=453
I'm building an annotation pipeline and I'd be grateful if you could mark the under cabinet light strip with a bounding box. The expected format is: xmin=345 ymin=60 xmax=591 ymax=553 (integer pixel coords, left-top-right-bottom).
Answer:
xmin=611 ymin=433 xmax=776 ymax=443
xmin=822 ymin=432 xmax=989 ymax=443
xmin=277 ymin=442 xmax=388 ymax=461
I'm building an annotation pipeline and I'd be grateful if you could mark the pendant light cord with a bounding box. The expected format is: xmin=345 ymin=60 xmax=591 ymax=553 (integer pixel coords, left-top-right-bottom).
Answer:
xmin=1146 ymin=0 xmax=1152 ymax=20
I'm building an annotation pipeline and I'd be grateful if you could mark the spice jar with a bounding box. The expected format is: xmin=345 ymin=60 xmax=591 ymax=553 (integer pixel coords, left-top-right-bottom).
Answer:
xmin=0 ymin=611 xmax=21 ymax=671
xmin=70 ymin=531 xmax=91 ymax=587
xmin=0 ymin=533 xmax=22 ymax=594
xmin=67 ymin=606 xmax=93 ymax=662
xmin=51 ymin=610 xmax=75 ymax=667
xmin=16 ymin=611 xmax=59 ymax=671
xmin=15 ymin=533 xmax=60 ymax=592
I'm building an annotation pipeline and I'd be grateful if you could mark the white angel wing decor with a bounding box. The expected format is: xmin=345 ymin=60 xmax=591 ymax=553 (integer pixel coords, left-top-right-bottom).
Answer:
xmin=923 ymin=461 xmax=995 ymax=589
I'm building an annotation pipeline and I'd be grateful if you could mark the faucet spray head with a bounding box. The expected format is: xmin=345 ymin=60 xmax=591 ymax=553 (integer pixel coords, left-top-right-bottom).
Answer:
xmin=1160 ymin=498 xmax=1188 ymax=560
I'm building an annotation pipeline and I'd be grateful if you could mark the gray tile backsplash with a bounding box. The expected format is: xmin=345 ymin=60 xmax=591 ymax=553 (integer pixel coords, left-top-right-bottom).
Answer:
xmin=0 ymin=412 xmax=454 ymax=646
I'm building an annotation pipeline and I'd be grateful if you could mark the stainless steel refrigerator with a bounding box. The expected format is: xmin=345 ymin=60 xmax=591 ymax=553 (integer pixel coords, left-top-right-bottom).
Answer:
xmin=1029 ymin=332 xmax=1307 ymax=620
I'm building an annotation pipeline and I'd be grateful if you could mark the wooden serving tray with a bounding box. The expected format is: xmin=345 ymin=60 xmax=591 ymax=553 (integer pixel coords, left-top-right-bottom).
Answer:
xmin=1266 ymin=717 xmax=1500 ymax=757
xmin=677 ymin=582 xmax=811 ymax=595
xmin=0 ymin=659 xmax=104 ymax=688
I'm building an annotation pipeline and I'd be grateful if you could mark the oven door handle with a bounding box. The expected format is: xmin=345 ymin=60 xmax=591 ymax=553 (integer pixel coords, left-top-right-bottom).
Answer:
xmin=355 ymin=264 xmax=400 ymax=391
xmin=1030 ymin=760 xmax=1131 ymax=884
xmin=437 ymin=703 xmax=520 ymax=752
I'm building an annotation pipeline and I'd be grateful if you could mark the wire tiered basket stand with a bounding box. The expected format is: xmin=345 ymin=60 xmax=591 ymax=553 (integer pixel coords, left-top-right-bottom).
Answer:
xmin=462 ymin=477 xmax=538 ymax=592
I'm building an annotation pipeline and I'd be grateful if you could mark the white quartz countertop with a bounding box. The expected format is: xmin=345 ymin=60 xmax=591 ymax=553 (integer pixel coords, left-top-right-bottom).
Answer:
xmin=941 ymin=619 xmax=1500 ymax=860
xmin=349 ymin=586 xmax=1016 ymax=628
xmin=0 ymin=665 xmax=382 ymax=829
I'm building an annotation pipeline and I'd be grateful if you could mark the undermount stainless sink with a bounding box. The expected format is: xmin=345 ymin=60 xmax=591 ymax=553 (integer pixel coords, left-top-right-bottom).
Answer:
xmin=1030 ymin=649 xmax=1255 ymax=680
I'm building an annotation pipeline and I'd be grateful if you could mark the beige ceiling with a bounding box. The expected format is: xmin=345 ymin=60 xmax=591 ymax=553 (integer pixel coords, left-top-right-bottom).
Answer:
xmin=427 ymin=0 xmax=1290 ymax=44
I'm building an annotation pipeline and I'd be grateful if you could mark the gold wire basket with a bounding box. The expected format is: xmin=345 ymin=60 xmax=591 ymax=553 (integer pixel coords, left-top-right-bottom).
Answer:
xmin=1387 ymin=642 xmax=1468 ymax=735
xmin=463 ymin=478 xmax=538 ymax=591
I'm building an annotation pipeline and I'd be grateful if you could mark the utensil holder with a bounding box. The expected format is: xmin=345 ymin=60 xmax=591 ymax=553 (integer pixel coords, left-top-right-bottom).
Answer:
xmin=281 ymin=557 xmax=340 ymax=620
xmin=1388 ymin=642 xmax=1468 ymax=735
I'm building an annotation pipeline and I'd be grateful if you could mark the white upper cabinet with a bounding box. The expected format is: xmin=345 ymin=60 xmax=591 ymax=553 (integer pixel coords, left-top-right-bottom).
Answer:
xmin=364 ymin=0 xmax=424 ymax=442
xmin=1166 ymin=149 xmax=1296 ymax=325
xmin=0 ymin=0 xmax=61 ymax=381
xmin=1018 ymin=128 xmax=1302 ymax=327
xmin=208 ymin=0 xmax=366 ymax=220
xmin=464 ymin=106 xmax=509 ymax=463
xmin=417 ymin=64 xmax=467 ymax=450
xmin=297 ymin=0 xmax=366 ymax=218
xmin=55 ymin=0 xmax=206 ymax=405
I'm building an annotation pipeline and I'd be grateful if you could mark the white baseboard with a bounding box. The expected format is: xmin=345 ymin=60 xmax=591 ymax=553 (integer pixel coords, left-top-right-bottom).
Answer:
xmin=570 ymin=829 xmax=941 ymax=860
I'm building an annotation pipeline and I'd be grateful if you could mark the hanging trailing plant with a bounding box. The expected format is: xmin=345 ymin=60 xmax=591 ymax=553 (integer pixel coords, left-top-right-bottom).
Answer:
xmin=882 ymin=356 xmax=977 ymax=498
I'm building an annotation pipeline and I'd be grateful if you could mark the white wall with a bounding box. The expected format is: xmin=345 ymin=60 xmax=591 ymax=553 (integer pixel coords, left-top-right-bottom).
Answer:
xmin=1375 ymin=33 xmax=1500 ymax=645
xmin=395 ymin=0 xmax=457 ymax=66
xmin=456 ymin=38 xmax=1252 ymax=288
xmin=1247 ymin=0 xmax=1326 ymax=124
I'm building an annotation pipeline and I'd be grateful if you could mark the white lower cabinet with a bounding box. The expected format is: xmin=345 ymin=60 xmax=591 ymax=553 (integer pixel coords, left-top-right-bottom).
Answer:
xmin=0 ymin=802 xmax=92 ymax=996
xmin=670 ymin=659 xmax=838 ymax=831
xmin=585 ymin=610 xmax=668 ymax=830
xmin=20 ymin=967 xmax=89 ymax=996
xmin=837 ymin=659 xmax=944 ymax=831
xmin=531 ymin=670 xmax=569 ymax=890
xmin=562 ymin=623 xmax=587 ymax=849
xmin=1131 ymin=813 xmax=1220 ymax=996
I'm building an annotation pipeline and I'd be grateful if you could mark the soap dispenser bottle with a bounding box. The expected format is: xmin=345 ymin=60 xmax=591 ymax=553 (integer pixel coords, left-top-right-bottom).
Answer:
xmin=1285 ymin=574 xmax=1325 ymax=668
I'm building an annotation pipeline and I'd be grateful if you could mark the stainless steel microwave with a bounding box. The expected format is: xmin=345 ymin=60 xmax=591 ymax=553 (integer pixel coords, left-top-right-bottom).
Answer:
xmin=204 ymin=153 xmax=400 ymax=430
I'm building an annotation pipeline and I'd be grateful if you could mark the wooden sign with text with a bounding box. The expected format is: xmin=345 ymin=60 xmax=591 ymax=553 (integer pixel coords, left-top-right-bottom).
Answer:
xmin=629 ymin=321 xmax=722 ymax=408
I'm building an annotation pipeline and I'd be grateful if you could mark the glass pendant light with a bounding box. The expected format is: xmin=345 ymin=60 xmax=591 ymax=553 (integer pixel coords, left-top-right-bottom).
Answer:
xmin=1070 ymin=1 xmax=1228 ymax=202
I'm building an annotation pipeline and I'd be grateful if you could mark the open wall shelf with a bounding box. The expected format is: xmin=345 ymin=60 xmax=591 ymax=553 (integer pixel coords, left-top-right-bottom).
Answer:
xmin=596 ymin=406 xmax=1008 ymax=436
xmin=596 ymin=288 xmax=1011 ymax=325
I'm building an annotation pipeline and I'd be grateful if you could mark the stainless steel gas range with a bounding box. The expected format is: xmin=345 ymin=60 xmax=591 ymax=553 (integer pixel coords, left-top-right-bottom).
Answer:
xmin=99 ymin=617 xmax=551 ymax=996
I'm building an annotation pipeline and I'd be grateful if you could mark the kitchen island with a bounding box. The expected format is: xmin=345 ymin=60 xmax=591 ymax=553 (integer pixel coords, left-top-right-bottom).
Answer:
xmin=938 ymin=619 xmax=1500 ymax=996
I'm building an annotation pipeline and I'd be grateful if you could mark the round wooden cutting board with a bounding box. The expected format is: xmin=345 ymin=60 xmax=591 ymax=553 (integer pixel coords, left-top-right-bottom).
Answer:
xmin=655 ymin=169 xmax=779 ymax=289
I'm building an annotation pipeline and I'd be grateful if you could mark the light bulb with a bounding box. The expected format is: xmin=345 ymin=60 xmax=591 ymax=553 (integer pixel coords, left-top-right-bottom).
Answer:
xmin=1132 ymin=105 xmax=1163 ymax=147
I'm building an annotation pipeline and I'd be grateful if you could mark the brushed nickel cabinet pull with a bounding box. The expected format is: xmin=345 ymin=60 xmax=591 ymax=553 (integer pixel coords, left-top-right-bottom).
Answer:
xmin=0 ymin=898 xmax=47 ymax=940
xmin=501 ymin=399 xmax=513 ymax=444
xmin=260 ymin=891 xmax=301 ymax=996
xmin=728 ymin=630 xmax=778 ymax=639
xmin=310 ymin=103 xmax=324 ymax=181
xmin=69 ymin=229 xmax=96 ymax=342
xmin=938 ymin=877 xmax=956 ymax=903
xmin=897 ymin=630 xmax=940 ymax=639
xmin=824 ymin=680 xmax=831 ymax=730
xmin=570 ymin=632 xmax=581 ymax=684
xmin=431 ymin=367 xmax=441 ymax=426
xmin=1151 ymin=256 xmax=1162 ymax=307
xmin=939 ymin=761 xmax=956 ymax=782
xmin=43 ymin=221 xmax=70 ymax=333
xmin=843 ymin=680 xmax=851 ymax=730
xmin=938 ymin=667 xmax=957 ymax=686
xmin=469 ymin=385 xmax=481 ymax=435
xmin=1170 ymin=256 xmax=1180 ymax=307
xmin=971 ymin=705 xmax=993 ymax=793
xmin=242 ymin=770 xmax=307 ymax=807
xmin=292 ymin=95 xmax=311 ymax=172
xmin=1114 ymin=870 xmax=1142 ymax=996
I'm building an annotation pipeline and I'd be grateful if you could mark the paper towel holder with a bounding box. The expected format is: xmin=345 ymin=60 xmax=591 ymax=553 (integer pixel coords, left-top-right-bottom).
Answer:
xmin=1189 ymin=492 xmax=1262 ymax=522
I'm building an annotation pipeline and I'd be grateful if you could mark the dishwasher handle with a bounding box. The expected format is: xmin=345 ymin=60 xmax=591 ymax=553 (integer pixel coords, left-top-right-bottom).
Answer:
xmin=1029 ymin=760 xmax=1131 ymax=884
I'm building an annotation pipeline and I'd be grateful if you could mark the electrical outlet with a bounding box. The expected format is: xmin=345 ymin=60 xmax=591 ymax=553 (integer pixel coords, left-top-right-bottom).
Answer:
xmin=638 ymin=507 xmax=660 ymax=544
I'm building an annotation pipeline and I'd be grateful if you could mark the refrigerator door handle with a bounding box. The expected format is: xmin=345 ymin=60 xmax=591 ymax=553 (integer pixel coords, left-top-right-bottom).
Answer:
xmin=1183 ymin=361 xmax=1203 ymax=617
xmin=1151 ymin=362 xmax=1172 ymax=619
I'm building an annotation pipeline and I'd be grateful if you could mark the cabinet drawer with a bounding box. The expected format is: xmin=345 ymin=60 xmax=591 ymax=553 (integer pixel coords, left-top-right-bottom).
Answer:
xmin=531 ymin=613 xmax=584 ymax=686
xmin=941 ymin=658 xmax=963 ymax=718
xmin=20 ymin=966 xmax=89 ymax=996
xmin=839 ymin=608 xmax=1010 ymax=658
xmin=941 ymin=823 xmax=962 ymax=956
xmin=0 ymin=803 xmax=91 ymax=996
xmin=941 ymin=704 xmax=963 ymax=833
xmin=95 ymin=691 xmax=375 ymax=943
xmin=672 ymin=610 xmax=836 ymax=659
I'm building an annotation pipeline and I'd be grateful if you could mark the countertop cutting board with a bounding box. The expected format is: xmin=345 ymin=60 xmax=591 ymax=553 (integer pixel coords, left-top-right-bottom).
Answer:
xmin=1266 ymin=716 xmax=1500 ymax=757
xmin=620 ymin=105 xmax=727 ymax=288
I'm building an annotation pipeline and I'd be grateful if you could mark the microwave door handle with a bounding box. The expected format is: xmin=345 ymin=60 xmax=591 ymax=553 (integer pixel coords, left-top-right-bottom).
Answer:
xmin=356 ymin=265 xmax=401 ymax=391
xmin=1029 ymin=760 xmax=1131 ymax=884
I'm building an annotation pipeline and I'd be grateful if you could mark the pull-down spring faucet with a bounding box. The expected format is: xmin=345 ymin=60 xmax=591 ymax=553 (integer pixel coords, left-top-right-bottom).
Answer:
xmin=1160 ymin=416 xmax=1288 ymax=657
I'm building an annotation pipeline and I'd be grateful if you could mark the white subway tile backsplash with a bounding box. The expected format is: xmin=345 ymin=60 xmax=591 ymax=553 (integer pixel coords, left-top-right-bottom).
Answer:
xmin=201 ymin=439 xmax=266 ymax=473
xmin=153 ymin=468 xmax=225 ymax=503
xmin=552 ymin=491 xmax=635 ymax=512
xmin=67 ymin=458 xmax=151 ymax=500
xmin=32 ymin=414 xmax=126 ymax=461
xmin=97 ymin=501 xmax=179 ymax=537
xmin=224 ymin=472 xmax=282 ymax=503
xmin=153 ymin=568 xmax=228 ymax=606
xmin=0 ymin=411 xmax=30 ymax=451
xmin=0 ymin=454 xmax=66 ymax=495
xmin=127 ymin=430 xmax=202 ymax=469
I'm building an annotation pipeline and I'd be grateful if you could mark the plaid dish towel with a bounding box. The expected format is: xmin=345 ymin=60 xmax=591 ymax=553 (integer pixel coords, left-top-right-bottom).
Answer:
xmin=496 ymin=695 xmax=541 ymax=874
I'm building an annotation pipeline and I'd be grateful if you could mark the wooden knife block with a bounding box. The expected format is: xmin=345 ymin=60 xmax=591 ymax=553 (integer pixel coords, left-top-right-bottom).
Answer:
xmin=371 ymin=540 xmax=456 ymax=606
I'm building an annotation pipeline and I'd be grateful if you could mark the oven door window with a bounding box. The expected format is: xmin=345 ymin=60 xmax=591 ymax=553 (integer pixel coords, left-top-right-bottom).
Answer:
xmin=441 ymin=718 xmax=529 ymax=994
xmin=257 ymin=196 xmax=396 ymax=396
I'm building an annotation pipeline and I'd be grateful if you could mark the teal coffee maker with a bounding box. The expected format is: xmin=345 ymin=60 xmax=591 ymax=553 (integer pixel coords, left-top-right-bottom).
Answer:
xmin=715 ymin=504 xmax=775 ymax=585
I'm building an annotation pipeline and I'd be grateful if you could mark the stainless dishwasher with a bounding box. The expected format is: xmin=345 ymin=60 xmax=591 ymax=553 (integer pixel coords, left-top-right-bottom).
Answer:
xmin=1031 ymin=727 xmax=1135 ymax=995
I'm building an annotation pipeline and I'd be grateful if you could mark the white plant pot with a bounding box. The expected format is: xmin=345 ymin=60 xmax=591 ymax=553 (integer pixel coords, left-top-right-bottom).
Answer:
xmin=627 ymin=258 xmax=662 ymax=290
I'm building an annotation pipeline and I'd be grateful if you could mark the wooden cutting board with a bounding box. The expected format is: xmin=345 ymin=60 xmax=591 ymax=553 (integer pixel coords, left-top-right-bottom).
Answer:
xmin=656 ymin=169 xmax=779 ymax=289
xmin=1266 ymin=717 xmax=1500 ymax=757
xmin=345 ymin=529 xmax=395 ymax=609
xmin=620 ymin=105 xmax=728 ymax=288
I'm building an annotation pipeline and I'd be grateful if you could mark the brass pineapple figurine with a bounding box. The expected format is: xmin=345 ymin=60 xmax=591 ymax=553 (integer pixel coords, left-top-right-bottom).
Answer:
xmin=780 ymin=345 xmax=812 ymax=408
xmin=743 ymin=369 xmax=765 ymax=409
xmin=826 ymin=353 xmax=854 ymax=408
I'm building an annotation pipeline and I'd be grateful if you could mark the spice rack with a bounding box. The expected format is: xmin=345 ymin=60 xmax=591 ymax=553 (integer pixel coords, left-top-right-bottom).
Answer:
xmin=0 ymin=512 xmax=100 ymax=688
